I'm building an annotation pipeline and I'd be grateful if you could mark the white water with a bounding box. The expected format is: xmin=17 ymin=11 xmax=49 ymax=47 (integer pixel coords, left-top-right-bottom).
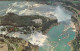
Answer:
xmin=54 ymin=6 xmax=72 ymax=22
xmin=29 ymin=32 xmax=47 ymax=46
xmin=0 ymin=26 xmax=47 ymax=46
xmin=0 ymin=1 xmax=74 ymax=51
xmin=0 ymin=1 xmax=72 ymax=22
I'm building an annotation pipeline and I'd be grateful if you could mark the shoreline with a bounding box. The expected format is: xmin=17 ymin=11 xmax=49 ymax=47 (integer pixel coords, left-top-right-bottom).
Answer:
xmin=64 ymin=5 xmax=79 ymax=51
xmin=68 ymin=40 xmax=74 ymax=51
xmin=43 ymin=23 xmax=58 ymax=35
xmin=68 ymin=15 xmax=79 ymax=51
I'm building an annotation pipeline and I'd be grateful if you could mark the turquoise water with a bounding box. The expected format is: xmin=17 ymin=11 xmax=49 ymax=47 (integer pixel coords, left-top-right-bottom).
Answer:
xmin=39 ymin=22 xmax=75 ymax=51
xmin=0 ymin=1 xmax=75 ymax=51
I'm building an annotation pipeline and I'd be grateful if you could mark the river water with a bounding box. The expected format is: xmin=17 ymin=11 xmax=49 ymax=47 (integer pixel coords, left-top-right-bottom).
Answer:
xmin=0 ymin=1 xmax=76 ymax=51
xmin=39 ymin=22 xmax=75 ymax=51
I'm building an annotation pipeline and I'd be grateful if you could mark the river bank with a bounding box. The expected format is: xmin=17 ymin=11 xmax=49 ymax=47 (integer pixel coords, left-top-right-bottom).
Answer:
xmin=0 ymin=1 xmax=74 ymax=51
xmin=67 ymin=15 xmax=79 ymax=51
xmin=62 ymin=2 xmax=80 ymax=50
xmin=43 ymin=23 xmax=58 ymax=35
xmin=67 ymin=10 xmax=80 ymax=51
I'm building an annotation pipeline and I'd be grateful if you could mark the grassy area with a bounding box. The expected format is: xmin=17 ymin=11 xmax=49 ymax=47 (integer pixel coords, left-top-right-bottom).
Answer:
xmin=9 ymin=50 xmax=14 ymax=51
xmin=8 ymin=44 xmax=14 ymax=51
xmin=72 ymin=1 xmax=80 ymax=3
xmin=17 ymin=46 xmax=23 ymax=51
xmin=78 ymin=15 xmax=80 ymax=20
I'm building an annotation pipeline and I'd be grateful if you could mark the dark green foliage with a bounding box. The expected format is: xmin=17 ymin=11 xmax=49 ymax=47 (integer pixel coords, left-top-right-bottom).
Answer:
xmin=1 ymin=28 xmax=6 ymax=31
xmin=0 ymin=13 xmax=57 ymax=34
xmin=42 ymin=19 xmax=57 ymax=32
